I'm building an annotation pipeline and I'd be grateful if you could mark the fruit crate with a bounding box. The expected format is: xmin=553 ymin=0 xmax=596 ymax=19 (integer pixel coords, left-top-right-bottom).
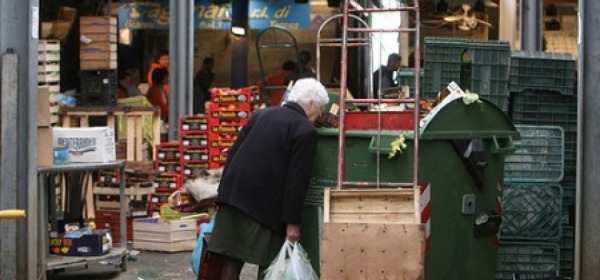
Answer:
xmin=423 ymin=37 xmax=511 ymax=103
xmin=495 ymin=242 xmax=560 ymax=280
xmin=509 ymin=51 xmax=576 ymax=96
xmin=504 ymin=125 xmax=564 ymax=183
xmin=500 ymin=183 xmax=563 ymax=242
xmin=179 ymin=115 xmax=209 ymax=132
xmin=94 ymin=210 xmax=135 ymax=244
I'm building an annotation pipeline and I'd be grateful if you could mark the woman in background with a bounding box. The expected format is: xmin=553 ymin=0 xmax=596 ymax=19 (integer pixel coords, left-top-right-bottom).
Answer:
xmin=146 ymin=68 xmax=170 ymax=122
xmin=147 ymin=50 xmax=170 ymax=96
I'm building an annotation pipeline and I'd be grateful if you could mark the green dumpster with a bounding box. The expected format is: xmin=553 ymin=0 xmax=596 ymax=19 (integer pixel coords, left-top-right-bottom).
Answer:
xmin=301 ymin=95 xmax=520 ymax=280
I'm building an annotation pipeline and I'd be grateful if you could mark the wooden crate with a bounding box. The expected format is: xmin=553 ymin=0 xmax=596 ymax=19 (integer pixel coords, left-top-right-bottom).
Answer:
xmin=321 ymin=188 xmax=425 ymax=279
xmin=321 ymin=223 xmax=425 ymax=280
xmin=324 ymin=188 xmax=420 ymax=224
xmin=133 ymin=218 xmax=197 ymax=252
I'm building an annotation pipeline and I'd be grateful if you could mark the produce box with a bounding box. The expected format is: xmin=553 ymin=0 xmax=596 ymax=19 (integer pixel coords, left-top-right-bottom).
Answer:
xmin=153 ymin=172 xmax=183 ymax=191
xmin=180 ymin=115 xmax=209 ymax=131
xmin=181 ymin=131 xmax=209 ymax=147
xmin=49 ymin=230 xmax=112 ymax=256
xmin=182 ymin=146 xmax=209 ymax=162
xmin=133 ymin=218 xmax=197 ymax=252
xmin=52 ymin=127 xmax=116 ymax=163
xmin=156 ymin=141 xmax=181 ymax=160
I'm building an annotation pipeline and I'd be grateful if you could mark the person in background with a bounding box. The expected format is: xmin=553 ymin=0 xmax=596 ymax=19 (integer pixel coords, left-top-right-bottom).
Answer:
xmin=287 ymin=51 xmax=316 ymax=83
xmin=262 ymin=60 xmax=296 ymax=106
xmin=117 ymin=68 xmax=142 ymax=99
xmin=207 ymin=78 xmax=329 ymax=280
xmin=372 ymin=53 xmax=401 ymax=99
xmin=147 ymin=50 xmax=170 ymax=96
xmin=146 ymin=68 xmax=169 ymax=122
xmin=193 ymin=57 xmax=215 ymax=114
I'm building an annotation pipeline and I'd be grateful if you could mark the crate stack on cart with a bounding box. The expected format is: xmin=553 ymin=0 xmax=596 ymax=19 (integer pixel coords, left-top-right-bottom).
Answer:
xmin=502 ymin=51 xmax=577 ymax=279
xmin=423 ymin=37 xmax=511 ymax=112
xmin=93 ymin=168 xmax=155 ymax=244
xmin=38 ymin=39 xmax=61 ymax=126
xmin=207 ymin=87 xmax=253 ymax=169
xmin=79 ymin=16 xmax=118 ymax=106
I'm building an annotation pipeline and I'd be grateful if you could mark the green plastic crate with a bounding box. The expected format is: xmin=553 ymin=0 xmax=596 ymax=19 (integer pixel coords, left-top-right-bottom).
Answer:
xmin=504 ymin=125 xmax=564 ymax=182
xmin=500 ymin=184 xmax=563 ymax=241
xmin=424 ymin=37 xmax=511 ymax=105
xmin=510 ymin=51 xmax=576 ymax=96
xmin=510 ymin=90 xmax=578 ymax=134
xmin=496 ymin=242 xmax=560 ymax=280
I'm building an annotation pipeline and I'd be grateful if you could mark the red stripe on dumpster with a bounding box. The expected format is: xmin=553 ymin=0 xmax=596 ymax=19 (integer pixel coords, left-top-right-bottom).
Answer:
xmin=420 ymin=183 xmax=431 ymax=253
xmin=494 ymin=181 xmax=503 ymax=247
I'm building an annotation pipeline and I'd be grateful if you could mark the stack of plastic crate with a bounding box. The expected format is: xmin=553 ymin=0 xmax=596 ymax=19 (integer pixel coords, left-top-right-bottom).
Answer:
xmin=179 ymin=115 xmax=210 ymax=179
xmin=423 ymin=37 xmax=511 ymax=112
xmin=207 ymin=87 xmax=252 ymax=169
xmin=497 ymin=125 xmax=564 ymax=280
xmin=508 ymin=50 xmax=577 ymax=279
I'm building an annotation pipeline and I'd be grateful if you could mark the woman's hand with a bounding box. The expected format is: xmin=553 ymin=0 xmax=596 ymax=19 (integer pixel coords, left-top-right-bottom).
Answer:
xmin=286 ymin=224 xmax=300 ymax=243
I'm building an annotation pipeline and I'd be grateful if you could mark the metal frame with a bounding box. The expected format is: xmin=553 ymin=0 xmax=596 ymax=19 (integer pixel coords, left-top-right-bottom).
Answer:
xmin=335 ymin=0 xmax=422 ymax=190
xmin=255 ymin=26 xmax=302 ymax=106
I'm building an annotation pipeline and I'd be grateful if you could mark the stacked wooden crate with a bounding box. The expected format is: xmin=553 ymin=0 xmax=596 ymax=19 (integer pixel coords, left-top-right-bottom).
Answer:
xmin=80 ymin=16 xmax=117 ymax=70
xmin=38 ymin=39 xmax=61 ymax=126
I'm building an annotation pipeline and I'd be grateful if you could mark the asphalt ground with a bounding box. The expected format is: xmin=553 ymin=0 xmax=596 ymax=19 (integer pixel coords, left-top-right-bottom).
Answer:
xmin=47 ymin=246 xmax=259 ymax=280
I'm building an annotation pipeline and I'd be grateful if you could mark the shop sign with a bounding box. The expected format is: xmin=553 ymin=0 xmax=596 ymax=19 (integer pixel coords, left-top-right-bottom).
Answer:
xmin=118 ymin=0 xmax=310 ymax=30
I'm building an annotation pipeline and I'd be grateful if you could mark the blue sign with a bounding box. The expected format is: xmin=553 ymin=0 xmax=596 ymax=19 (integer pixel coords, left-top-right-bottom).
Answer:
xmin=118 ymin=0 xmax=310 ymax=30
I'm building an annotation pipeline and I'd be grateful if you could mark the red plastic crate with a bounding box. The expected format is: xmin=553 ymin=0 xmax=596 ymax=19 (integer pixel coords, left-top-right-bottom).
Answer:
xmin=153 ymin=172 xmax=183 ymax=192
xmin=209 ymin=162 xmax=225 ymax=170
xmin=210 ymin=87 xmax=252 ymax=104
xmin=180 ymin=131 xmax=209 ymax=147
xmin=208 ymin=102 xmax=251 ymax=120
xmin=345 ymin=111 xmax=415 ymax=130
xmin=156 ymin=141 xmax=181 ymax=160
xmin=155 ymin=159 xmax=181 ymax=173
xmin=181 ymin=146 xmax=209 ymax=162
xmin=180 ymin=115 xmax=209 ymax=132
xmin=97 ymin=169 xmax=120 ymax=184
xmin=94 ymin=210 xmax=135 ymax=244
xmin=182 ymin=161 xmax=210 ymax=178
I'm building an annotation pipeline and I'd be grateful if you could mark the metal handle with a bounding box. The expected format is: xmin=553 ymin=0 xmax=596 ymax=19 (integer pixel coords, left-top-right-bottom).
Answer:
xmin=490 ymin=135 xmax=515 ymax=154
xmin=0 ymin=209 xmax=26 ymax=219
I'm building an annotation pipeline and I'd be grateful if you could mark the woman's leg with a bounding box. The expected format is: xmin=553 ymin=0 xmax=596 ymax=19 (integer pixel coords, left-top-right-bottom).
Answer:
xmin=219 ymin=254 xmax=244 ymax=280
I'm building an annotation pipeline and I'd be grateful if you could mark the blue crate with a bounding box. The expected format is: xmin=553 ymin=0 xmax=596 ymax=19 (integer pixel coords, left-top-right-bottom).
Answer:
xmin=510 ymin=51 xmax=576 ymax=96
xmin=500 ymin=184 xmax=562 ymax=241
xmin=496 ymin=242 xmax=560 ymax=280
xmin=504 ymin=125 xmax=564 ymax=182
xmin=424 ymin=37 xmax=511 ymax=100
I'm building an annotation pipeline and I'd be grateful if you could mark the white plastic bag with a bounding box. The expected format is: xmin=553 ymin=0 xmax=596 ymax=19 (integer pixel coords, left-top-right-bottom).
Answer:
xmin=263 ymin=240 xmax=319 ymax=280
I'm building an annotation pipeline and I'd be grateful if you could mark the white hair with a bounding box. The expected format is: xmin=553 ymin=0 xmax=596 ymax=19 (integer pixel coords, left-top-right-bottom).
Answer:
xmin=287 ymin=78 xmax=329 ymax=108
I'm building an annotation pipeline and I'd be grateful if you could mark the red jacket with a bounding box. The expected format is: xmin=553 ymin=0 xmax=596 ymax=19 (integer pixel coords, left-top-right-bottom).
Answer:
xmin=146 ymin=84 xmax=169 ymax=121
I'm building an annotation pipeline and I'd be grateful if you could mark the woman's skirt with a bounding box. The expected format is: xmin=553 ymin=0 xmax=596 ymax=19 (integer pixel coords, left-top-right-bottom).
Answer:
xmin=207 ymin=204 xmax=285 ymax=267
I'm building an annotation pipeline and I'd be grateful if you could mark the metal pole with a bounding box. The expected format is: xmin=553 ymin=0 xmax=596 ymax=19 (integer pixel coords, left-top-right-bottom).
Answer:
xmin=519 ymin=0 xmax=542 ymax=51
xmin=169 ymin=0 xmax=194 ymax=141
xmin=0 ymin=0 xmax=39 ymax=279
xmin=231 ymin=0 xmax=249 ymax=89
xmin=578 ymin=0 xmax=600 ymax=279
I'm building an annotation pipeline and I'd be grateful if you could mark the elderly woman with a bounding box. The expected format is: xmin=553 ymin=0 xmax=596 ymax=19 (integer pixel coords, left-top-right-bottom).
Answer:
xmin=207 ymin=78 xmax=329 ymax=279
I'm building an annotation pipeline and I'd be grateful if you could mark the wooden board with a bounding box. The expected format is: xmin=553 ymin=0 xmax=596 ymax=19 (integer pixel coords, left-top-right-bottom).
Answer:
xmin=324 ymin=188 xmax=420 ymax=224
xmin=321 ymin=223 xmax=425 ymax=280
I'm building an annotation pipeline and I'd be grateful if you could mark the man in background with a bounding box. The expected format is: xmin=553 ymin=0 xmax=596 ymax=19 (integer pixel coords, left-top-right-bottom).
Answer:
xmin=373 ymin=53 xmax=401 ymax=99
xmin=194 ymin=57 xmax=215 ymax=114
xmin=262 ymin=60 xmax=296 ymax=106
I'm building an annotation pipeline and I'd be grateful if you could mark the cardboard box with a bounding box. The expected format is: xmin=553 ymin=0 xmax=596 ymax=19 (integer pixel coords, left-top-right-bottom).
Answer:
xmin=133 ymin=218 xmax=197 ymax=252
xmin=38 ymin=127 xmax=53 ymax=166
xmin=80 ymin=60 xmax=117 ymax=70
xmin=38 ymin=86 xmax=51 ymax=127
xmin=52 ymin=127 xmax=116 ymax=163
xmin=49 ymin=230 xmax=112 ymax=256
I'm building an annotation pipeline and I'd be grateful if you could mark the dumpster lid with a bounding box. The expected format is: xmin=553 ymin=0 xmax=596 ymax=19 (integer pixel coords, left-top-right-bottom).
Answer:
xmin=419 ymin=93 xmax=520 ymax=140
